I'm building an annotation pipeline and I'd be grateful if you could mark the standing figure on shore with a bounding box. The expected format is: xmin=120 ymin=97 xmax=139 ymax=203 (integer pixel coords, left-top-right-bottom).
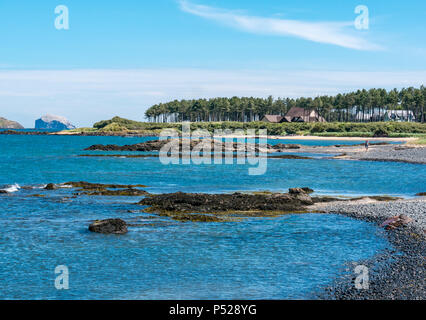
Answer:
xmin=365 ymin=140 xmax=369 ymax=151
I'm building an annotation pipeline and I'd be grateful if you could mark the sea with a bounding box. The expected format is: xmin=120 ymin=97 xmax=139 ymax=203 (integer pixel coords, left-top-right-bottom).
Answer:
xmin=0 ymin=133 xmax=423 ymax=299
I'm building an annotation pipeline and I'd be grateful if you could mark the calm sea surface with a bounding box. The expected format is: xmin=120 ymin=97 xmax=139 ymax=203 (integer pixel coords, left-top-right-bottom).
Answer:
xmin=0 ymin=135 xmax=422 ymax=299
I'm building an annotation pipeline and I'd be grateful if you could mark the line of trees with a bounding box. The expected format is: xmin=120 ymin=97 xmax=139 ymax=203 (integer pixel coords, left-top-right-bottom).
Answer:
xmin=145 ymin=86 xmax=425 ymax=123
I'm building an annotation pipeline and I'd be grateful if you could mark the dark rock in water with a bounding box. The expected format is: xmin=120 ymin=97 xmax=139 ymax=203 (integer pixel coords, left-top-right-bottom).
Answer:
xmin=0 ymin=190 xmax=7 ymax=194
xmin=35 ymin=114 xmax=75 ymax=130
xmin=415 ymin=192 xmax=426 ymax=196
xmin=0 ymin=130 xmax=49 ymax=135
xmin=301 ymin=187 xmax=314 ymax=194
xmin=88 ymin=219 xmax=128 ymax=234
xmin=289 ymin=188 xmax=307 ymax=194
xmin=64 ymin=181 xmax=147 ymax=189
xmin=82 ymin=188 xmax=149 ymax=196
xmin=84 ymin=141 xmax=168 ymax=152
xmin=0 ymin=117 xmax=24 ymax=129
xmin=44 ymin=183 xmax=58 ymax=190
xmin=85 ymin=139 xmax=270 ymax=153
xmin=139 ymin=190 xmax=313 ymax=214
xmin=273 ymin=143 xmax=301 ymax=150
xmin=63 ymin=181 xmax=148 ymax=196
xmin=380 ymin=215 xmax=413 ymax=230
xmin=288 ymin=188 xmax=313 ymax=203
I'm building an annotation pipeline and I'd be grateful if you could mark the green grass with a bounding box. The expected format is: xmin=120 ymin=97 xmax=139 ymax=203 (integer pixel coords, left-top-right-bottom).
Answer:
xmin=88 ymin=116 xmax=426 ymax=138
xmin=411 ymin=135 xmax=426 ymax=145
xmin=311 ymin=132 xmax=374 ymax=137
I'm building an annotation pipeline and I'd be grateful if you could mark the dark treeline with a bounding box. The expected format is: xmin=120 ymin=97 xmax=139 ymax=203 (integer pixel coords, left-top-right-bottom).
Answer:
xmin=145 ymin=86 xmax=425 ymax=123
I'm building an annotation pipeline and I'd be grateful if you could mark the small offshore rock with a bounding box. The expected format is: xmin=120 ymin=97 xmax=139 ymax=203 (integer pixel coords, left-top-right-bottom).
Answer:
xmin=273 ymin=144 xmax=301 ymax=149
xmin=88 ymin=218 xmax=128 ymax=234
xmin=289 ymin=188 xmax=307 ymax=194
xmin=44 ymin=183 xmax=58 ymax=190
xmin=301 ymin=187 xmax=314 ymax=194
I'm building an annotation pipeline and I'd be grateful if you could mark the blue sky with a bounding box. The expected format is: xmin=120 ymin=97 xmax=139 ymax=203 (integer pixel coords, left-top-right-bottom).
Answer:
xmin=0 ymin=0 xmax=425 ymax=127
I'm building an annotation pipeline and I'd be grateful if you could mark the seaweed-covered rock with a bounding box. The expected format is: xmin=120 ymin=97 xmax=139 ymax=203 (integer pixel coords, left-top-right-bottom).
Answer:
xmin=288 ymin=188 xmax=313 ymax=203
xmin=44 ymin=183 xmax=58 ymax=190
xmin=64 ymin=181 xmax=147 ymax=189
xmin=83 ymin=188 xmax=148 ymax=196
xmin=84 ymin=139 xmax=271 ymax=153
xmin=301 ymin=187 xmax=314 ymax=194
xmin=139 ymin=190 xmax=313 ymax=214
xmin=89 ymin=219 xmax=128 ymax=234
xmin=273 ymin=143 xmax=302 ymax=150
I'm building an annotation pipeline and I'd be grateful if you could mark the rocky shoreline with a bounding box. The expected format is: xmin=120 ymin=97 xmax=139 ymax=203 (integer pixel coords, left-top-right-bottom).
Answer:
xmin=311 ymin=198 xmax=426 ymax=300
xmin=2 ymin=179 xmax=424 ymax=299
xmin=83 ymin=139 xmax=426 ymax=165
xmin=138 ymin=192 xmax=426 ymax=299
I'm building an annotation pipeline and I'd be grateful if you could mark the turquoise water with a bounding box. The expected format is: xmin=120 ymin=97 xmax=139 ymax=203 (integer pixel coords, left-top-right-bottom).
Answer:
xmin=0 ymin=135 xmax=422 ymax=299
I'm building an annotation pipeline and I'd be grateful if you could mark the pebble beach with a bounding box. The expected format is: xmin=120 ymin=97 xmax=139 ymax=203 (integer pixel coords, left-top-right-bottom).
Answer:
xmin=312 ymin=198 xmax=426 ymax=300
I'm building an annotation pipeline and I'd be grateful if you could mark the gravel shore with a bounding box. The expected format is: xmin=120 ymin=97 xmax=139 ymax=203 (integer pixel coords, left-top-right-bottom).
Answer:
xmin=280 ymin=144 xmax=426 ymax=164
xmin=348 ymin=145 xmax=426 ymax=164
xmin=311 ymin=198 xmax=426 ymax=300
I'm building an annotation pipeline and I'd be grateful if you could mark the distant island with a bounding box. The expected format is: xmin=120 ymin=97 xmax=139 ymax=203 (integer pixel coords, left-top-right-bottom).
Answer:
xmin=35 ymin=114 xmax=75 ymax=130
xmin=0 ymin=117 xmax=24 ymax=129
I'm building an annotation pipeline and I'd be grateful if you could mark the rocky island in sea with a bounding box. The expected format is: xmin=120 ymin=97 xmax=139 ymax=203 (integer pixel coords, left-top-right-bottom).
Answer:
xmin=0 ymin=117 xmax=24 ymax=129
xmin=35 ymin=114 xmax=76 ymax=130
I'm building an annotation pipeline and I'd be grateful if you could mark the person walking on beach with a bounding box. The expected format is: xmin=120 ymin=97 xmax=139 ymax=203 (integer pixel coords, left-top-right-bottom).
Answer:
xmin=365 ymin=140 xmax=369 ymax=151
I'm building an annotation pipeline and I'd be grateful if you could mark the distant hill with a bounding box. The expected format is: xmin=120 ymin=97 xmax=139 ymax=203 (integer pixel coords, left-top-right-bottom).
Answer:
xmin=0 ymin=117 xmax=24 ymax=129
xmin=35 ymin=114 xmax=76 ymax=130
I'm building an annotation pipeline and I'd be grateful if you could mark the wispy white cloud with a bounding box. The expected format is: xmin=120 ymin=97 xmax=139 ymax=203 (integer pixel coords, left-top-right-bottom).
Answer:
xmin=179 ymin=0 xmax=381 ymax=51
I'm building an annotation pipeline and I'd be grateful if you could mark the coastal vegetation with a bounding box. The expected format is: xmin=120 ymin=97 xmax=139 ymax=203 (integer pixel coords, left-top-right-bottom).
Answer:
xmin=144 ymin=86 xmax=426 ymax=123
xmin=90 ymin=116 xmax=426 ymax=139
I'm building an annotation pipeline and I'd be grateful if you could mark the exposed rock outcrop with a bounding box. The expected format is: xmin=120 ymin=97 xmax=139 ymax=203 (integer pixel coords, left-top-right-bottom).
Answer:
xmin=272 ymin=144 xmax=302 ymax=150
xmin=44 ymin=183 xmax=58 ymax=190
xmin=35 ymin=114 xmax=75 ymax=130
xmin=0 ymin=117 xmax=24 ymax=129
xmin=89 ymin=219 xmax=128 ymax=234
xmin=41 ymin=181 xmax=149 ymax=196
xmin=139 ymin=188 xmax=315 ymax=215
xmin=0 ymin=130 xmax=49 ymax=135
